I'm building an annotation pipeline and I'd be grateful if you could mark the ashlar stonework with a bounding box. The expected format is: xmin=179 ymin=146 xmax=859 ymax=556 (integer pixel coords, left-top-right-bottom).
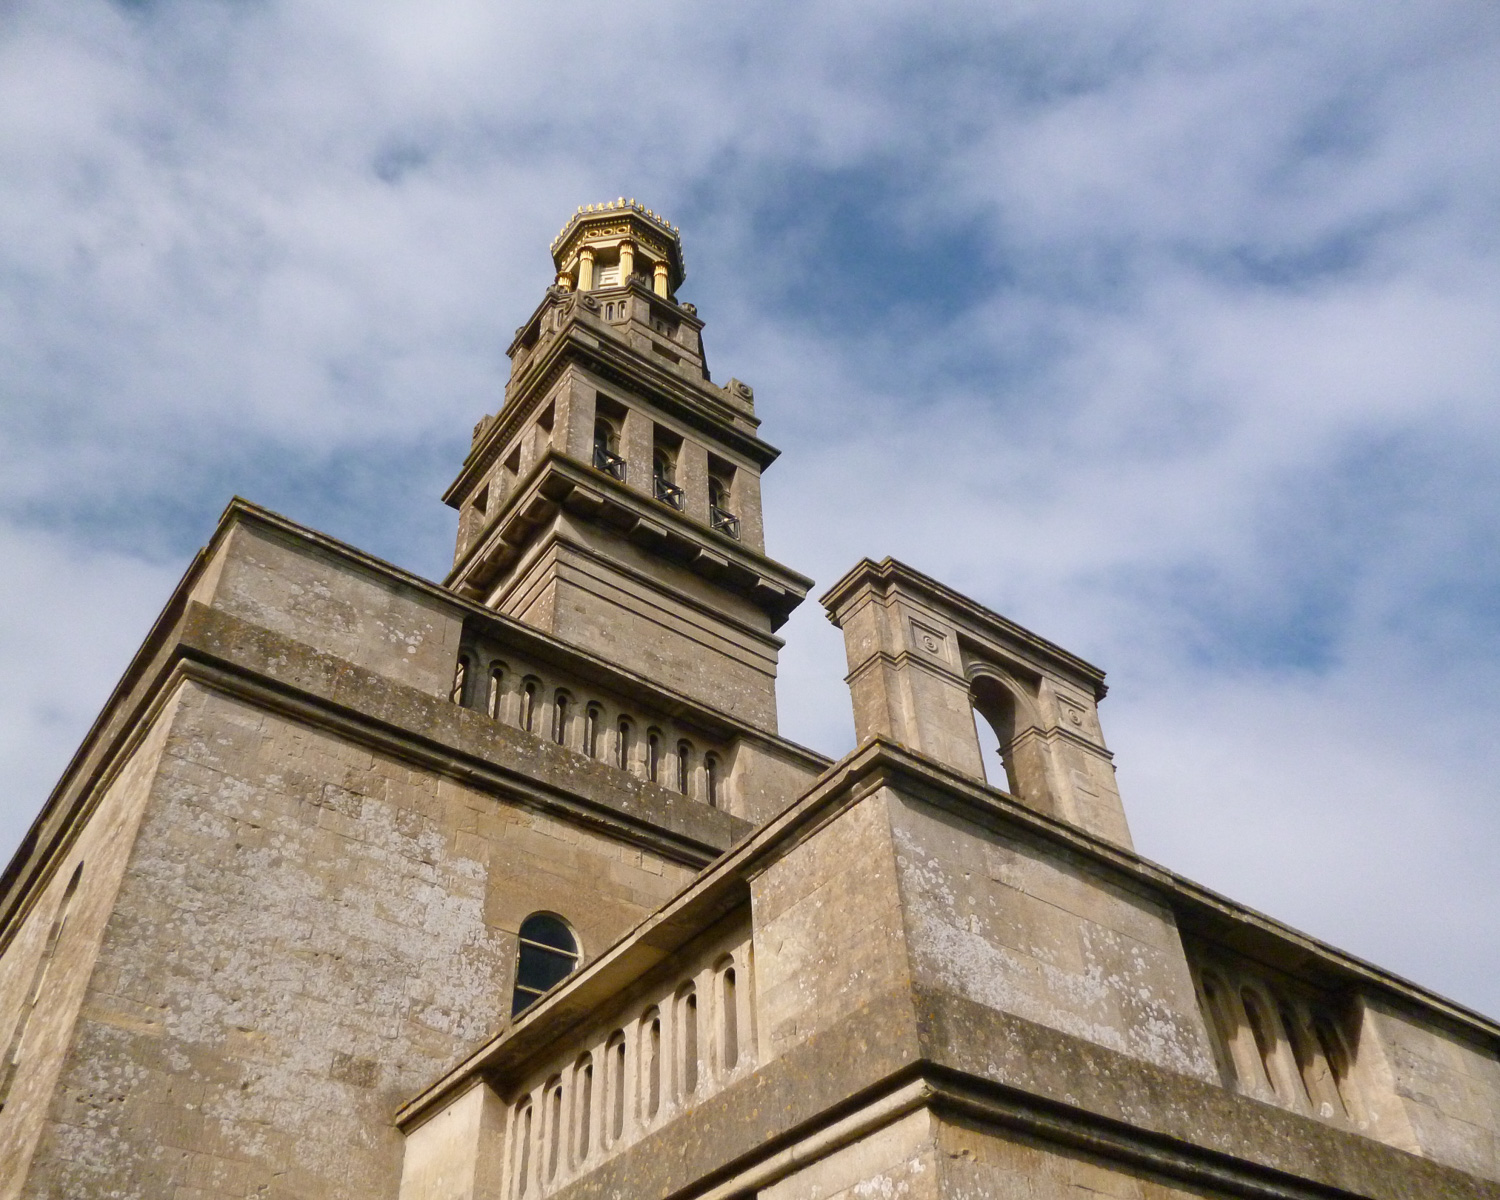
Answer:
xmin=2 ymin=201 xmax=1497 ymax=1200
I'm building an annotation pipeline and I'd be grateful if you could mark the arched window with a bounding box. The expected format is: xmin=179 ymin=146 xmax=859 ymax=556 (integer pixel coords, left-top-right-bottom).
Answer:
xmin=552 ymin=691 xmax=571 ymax=745
xmin=708 ymin=473 xmax=740 ymax=538
xmin=512 ymin=913 xmax=580 ymax=1016
xmin=652 ymin=444 xmax=683 ymax=509
xmin=646 ymin=729 xmax=662 ymax=783
xmin=514 ymin=1099 xmax=533 ymax=1197
xmin=520 ymin=678 xmax=540 ymax=734
xmin=606 ymin=1032 xmax=626 ymax=1143
xmin=450 ymin=655 xmax=469 ymax=705
xmin=718 ymin=957 xmax=739 ymax=1070
xmin=676 ymin=740 xmax=693 ymax=795
xmin=678 ymin=984 xmax=699 ymax=1096
xmin=574 ymin=1053 xmax=594 ymax=1163
xmin=616 ymin=717 xmax=634 ymax=771
xmin=704 ymin=753 xmax=721 ymax=809
xmin=584 ymin=704 xmax=603 ymax=758
xmin=970 ymin=674 xmax=1021 ymax=797
xmin=593 ymin=419 xmax=624 ymax=479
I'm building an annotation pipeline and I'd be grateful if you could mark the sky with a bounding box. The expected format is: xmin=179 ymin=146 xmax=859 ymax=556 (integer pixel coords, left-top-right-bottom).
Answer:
xmin=2 ymin=1 xmax=1499 ymax=1017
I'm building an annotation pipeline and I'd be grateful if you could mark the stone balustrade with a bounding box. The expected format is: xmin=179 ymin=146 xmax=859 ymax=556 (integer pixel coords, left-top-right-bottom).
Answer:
xmin=500 ymin=926 xmax=755 ymax=1200
xmin=451 ymin=635 xmax=731 ymax=810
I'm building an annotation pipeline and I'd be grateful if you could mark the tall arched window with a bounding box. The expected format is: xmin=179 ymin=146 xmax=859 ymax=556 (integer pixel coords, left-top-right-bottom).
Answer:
xmin=512 ymin=913 xmax=580 ymax=1016
xmin=704 ymin=754 xmax=721 ymax=809
xmin=520 ymin=678 xmax=540 ymax=733
xmin=616 ymin=717 xmax=634 ymax=771
xmin=653 ymin=443 xmax=684 ymax=509
xmin=646 ymin=729 xmax=662 ymax=783
xmin=970 ymin=674 xmax=1022 ymax=798
xmin=488 ymin=664 xmax=508 ymax=719
xmin=552 ymin=691 xmax=571 ymax=745
xmin=676 ymin=740 xmax=693 ymax=794
xmin=593 ymin=419 xmax=625 ymax=480
xmin=584 ymin=704 xmax=603 ymax=758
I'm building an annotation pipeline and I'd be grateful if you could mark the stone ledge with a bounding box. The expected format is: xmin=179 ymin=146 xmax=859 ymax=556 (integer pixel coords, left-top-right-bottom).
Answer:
xmin=173 ymin=602 xmax=749 ymax=865
xmin=492 ymin=988 xmax=1496 ymax=1200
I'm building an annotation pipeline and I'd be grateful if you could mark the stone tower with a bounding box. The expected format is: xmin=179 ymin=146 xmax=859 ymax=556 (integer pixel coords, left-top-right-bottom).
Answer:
xmin=2 ymin=207 xmax=1498 ymax=1200
xmin=443 ymin=200 xmax=810 ymax=733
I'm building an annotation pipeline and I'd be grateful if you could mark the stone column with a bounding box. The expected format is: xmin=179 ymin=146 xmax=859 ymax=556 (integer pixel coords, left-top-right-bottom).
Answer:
xmin=578 ymin=248 xmax=596 ymax=292
xmin=653 ymin=261 xmax=669 ymax=298
xmin=678 ymin=439 xmax=710 ymax=525
xmin=618 ymin=240 xmax=635 ymax=284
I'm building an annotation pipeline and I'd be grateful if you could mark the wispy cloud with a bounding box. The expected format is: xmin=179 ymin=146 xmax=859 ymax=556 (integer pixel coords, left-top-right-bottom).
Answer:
xmin=3 ymin=0 xmax=1498 ymax=1014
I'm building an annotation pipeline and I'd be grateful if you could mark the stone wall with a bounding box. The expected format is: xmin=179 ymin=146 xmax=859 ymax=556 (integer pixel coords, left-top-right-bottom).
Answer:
xmin=0 ymin=692 xmax=183 ymax=1196
xmin=16 ymin=681 xmax=696 ymax=1198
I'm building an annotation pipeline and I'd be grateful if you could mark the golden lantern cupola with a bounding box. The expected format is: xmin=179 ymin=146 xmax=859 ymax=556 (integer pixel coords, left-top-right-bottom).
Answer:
xmin=550 ymin=199 xmax=685 ymax=299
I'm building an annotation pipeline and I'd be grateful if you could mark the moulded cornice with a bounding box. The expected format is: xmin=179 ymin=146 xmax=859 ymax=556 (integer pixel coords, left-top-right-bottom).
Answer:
xmin=445 ymin=298 xmax=772 ymax=509
xmin=821 ymin=556 xmax=1109 ymax=699
xmin=446 ymin=451 xmax=813 ymax=630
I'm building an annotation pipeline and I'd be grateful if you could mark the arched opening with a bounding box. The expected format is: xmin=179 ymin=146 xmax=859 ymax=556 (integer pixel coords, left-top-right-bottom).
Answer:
xmin=450 ymin=655 xmax=470 ymax=706
xmin=1278 ymin=1000 xmax=1318 ymax=1109
xmin=552 ymin=691 xmax=571 ymax=746
xmin=969 ymin=674 xmax=1020 ymax=795
xmin=574 ymin=1053 xmax=594 ymax=1162
xmin=652 ymin=439 xmax=684 ymax=509
xmin=607 ymin=1032 xmax=626 ymax=1142
xmin=1198 ymin=970 xmax=1241 ymax=1086
xmin=704 ymin=754 xmax=721 ymax=809
xmin=708 ymin=468 xmax=740 ymax=539
xmin=616 ymin=717 xmax=634 ymax=771
xmin=514 ymin=1099 xmax=533 ymax=1196
xmin=593 ymin=419 xmax=625 ymax=479
xmin=512 ymin=913 xmax=580 ymax=1016
xmin=676 ymin=740 xmax=693 ymax=795
xmin=1240 ymin=987 xmax=1280 ymax=1097
xmin=584 ymin=704 xmax=603 ymax=758
xmin=678 ymin=985 xmax=699 ymax=1096
xmin=1311 ymin=1014 xmax=1354 ymax=1119
xmin=520 ymin=678 xmax=540 ymax=734
xmin=646 ymin=729 xmax=662 ymax=783
xmin=718 ymin=957 xmax=739 ymax=1071
xmin=545 ymin=1076 xmax=564 ymax=1181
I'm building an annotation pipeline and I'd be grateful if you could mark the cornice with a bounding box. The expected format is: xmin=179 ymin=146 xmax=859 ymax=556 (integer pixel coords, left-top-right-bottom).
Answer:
xmin=0 ymin=498 xmax=829 ymax=957
xmin=446 ymin=451 xmax=813 ymax=630
xmin=822 ymin=556 xmax=1109 ymax=699
xmin=445 ymin=298 xmax=772 ymax=508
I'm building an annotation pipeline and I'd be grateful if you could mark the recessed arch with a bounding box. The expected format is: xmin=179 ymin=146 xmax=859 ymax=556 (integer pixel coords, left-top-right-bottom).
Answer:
xmin=967 ymin=668 xmax=1026 ymax=795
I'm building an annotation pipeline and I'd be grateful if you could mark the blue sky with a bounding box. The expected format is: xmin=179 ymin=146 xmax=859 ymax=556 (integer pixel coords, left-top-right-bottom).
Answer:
xmin=3 ymin=1 xmax=1499 ymax=1015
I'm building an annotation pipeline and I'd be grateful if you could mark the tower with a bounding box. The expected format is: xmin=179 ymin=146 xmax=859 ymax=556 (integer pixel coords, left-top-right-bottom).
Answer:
xmin=443 ymin=200 xmax=811 ymax=733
